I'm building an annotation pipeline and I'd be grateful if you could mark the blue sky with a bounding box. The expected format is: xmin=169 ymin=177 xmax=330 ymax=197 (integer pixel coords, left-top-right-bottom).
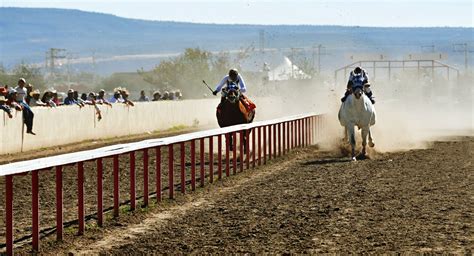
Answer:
xmin=2 ymin=0 xmax=473 ymax=27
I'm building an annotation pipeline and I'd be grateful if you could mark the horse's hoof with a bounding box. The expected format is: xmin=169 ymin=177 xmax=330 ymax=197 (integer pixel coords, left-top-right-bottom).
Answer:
xmin=369 ymin=142 xmax=375 ymax=147
xmin=351 ymin=157 xmax=357 ymax=161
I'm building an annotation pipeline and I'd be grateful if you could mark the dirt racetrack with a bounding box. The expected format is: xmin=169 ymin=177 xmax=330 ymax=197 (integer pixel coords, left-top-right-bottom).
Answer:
xmin=30 ymin=136 xmax=471 ymax=254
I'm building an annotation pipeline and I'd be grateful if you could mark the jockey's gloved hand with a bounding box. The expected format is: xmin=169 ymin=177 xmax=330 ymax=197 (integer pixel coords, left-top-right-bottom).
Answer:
xmin=212 ymin=90 xmax=218 ymax=96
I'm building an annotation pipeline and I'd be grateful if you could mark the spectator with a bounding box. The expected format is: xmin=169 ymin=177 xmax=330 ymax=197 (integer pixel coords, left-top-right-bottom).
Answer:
xmin=174 ymin=90 xmax=183 ymax=100
xmin=6 ymin=89 xmax=23 ymax=111
xmin=25 ymin=83 xmax=34 ymax=105
xmin=80 ymin=93 xmax=88 ymax=102
xmin=41 ymin=89 xmax=57 ymax=107
xmin=96 ymin=89 xmax=112 ymax=107
xmin=0 ymin=85 xmax=8 ymax=97
xmin=0 ymin=95 xmax=13 ymax=118
xmin=63 ymin=89 xmax=78 ymax=105
xmin=109 ymin=88 xmax=124 ymax=103
xmin=15 ymin=78 xmax=35 ymax=135
xmin=161 ymin=91 xmax=170 ymax=100
xmin=51 ymin=90 xmax=61 ymax=106
xmin=152 ymin=91 xmax=162 ymax=101
xmin=138 ymin=90 xmax=150 ymax=102
xmin=29 ymin=90 xmax=48 ymax=107
xmin=87 ymin=92 xmax=102 ymax=120
xmin=73 ymin=91 xmax=85 ymax=107
xmin=120 ymin=88 xmax=135 ymax=106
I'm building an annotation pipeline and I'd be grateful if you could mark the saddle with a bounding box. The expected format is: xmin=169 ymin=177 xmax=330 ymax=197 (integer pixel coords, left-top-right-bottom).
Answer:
xmin=238 ymin=95 xmax=256 ymax=122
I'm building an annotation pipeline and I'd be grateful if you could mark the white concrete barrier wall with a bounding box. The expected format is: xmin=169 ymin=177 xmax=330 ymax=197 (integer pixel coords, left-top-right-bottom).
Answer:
xmin=1 ymin=96 xmax=313 ymax=155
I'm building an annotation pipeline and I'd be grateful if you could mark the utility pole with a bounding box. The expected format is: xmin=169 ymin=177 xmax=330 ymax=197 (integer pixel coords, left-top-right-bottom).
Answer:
xmin=453 ymin=43 xmax=472 ymax=71
xmin=312 ymin=44 xmax=327 ymax=75
xmin=290 ymin=47 xmax=303 ymax=79
xmin=259 ymin=29 xmax=265 ymax=53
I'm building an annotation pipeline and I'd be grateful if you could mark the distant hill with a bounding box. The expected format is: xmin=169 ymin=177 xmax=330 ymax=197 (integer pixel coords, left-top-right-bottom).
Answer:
xmin=0 ymin=7 xmax=472 ymax=72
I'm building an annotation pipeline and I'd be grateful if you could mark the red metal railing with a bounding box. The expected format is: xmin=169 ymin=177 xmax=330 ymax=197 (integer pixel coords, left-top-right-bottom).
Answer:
xmin=0 ymin=113 xmax=324 ymax=255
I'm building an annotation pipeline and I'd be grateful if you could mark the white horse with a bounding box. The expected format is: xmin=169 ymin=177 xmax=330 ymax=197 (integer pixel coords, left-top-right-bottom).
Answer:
xmin=338 ymin=86 xmax=376 ymax=161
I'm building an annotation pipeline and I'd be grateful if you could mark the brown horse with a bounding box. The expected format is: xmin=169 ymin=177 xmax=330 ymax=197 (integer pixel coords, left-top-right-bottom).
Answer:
xmin=216 ymin=87 xmax=255 ymax=150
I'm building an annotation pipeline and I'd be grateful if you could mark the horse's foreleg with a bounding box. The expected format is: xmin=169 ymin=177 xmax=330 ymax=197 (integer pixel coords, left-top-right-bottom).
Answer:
xmin=348 ymin=125 xmax=356 ymax=161
xmin=361 ymin=127 xmax=369 ymax=156
xmin=368 ymin=128 xmax=375 ymax=147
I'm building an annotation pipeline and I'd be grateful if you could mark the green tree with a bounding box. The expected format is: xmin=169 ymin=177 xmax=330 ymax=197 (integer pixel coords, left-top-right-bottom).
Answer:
xmin=139 ymin=47 xmax=241 ymax=98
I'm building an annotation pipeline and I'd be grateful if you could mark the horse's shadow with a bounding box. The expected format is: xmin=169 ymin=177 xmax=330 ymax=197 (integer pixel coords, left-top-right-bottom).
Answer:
xmin=302 ymin=158 xmax=352 ymax=165
xmin=303 ymin=153 xmax=369 ymax=166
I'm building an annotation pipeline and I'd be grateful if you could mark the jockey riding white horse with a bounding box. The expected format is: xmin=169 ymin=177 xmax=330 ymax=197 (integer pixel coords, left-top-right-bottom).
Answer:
xmin=338 ymin=85 xmax=376 ymax=161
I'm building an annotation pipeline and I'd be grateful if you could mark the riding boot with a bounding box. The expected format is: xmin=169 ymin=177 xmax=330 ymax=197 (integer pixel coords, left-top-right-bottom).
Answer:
xmin=340 ymin=90 xmax=351 ymax=102
xmin=365 ymin=91 xmax=375 ymax=104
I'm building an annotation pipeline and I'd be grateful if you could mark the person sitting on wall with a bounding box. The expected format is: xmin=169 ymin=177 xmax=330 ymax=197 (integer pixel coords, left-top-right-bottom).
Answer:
xmin=0 ymin=95 xmax=13 ymax=118
xmin=152 ymin=91 xmax=162 ymax=101
xmin=15 ymin=78 xmax=36 ymax=135
xmin=29 ymin=90 xmax=48 ymax=107
xmin=138 ymin=90 xmax=150 ymax=102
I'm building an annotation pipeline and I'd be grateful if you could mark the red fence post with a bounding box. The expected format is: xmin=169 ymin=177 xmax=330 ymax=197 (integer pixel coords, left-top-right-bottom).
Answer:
xmin=268 ymin=125 xmax=272 ymax=160
xmin=209 ymin=137 xmax=214 ymax=183
xmin=143 ymin=149 xmax=149 ymax=207
xmin=232 ymin=132 xmax=237 ymax=174
xmin=246 ymin=130 xmax=250 ymax=170
xmin=283 ymin=122 xmax=286 ymax=155
xmin=113 ymin=155 xmax=119 ymax=217
xmin=200 ymin=138 xmax=205 ymax=187
xmin=180 ymin=142 xmax=186 ymax=194
xmin=263 ymin=126 xmax=267 ymax=164
xmin=296 ymin=120 xmax=299 ymax=148
xmin=239 ymin=131 xmax=244 ymax=172
xmin=97 ymin=158 xmax=103 ymax=226
xmin=5 ymin=175 xmax=13 ymax=256
xmin=77 ymin=162 xmax=85 ymax=235
xmin=130 ymin=152 xmax=136 ymax=210
xmin=190 ymin=140 xmax=196 ymax=190
xmin=32 ymin=170 xmax=39 ymax=251
xmin=56 ymin=166 xmax=63 ymax=241
xmin=217 ymin=135 xmax=222 ymax=179
xmin=258 ymin=126 xmax=262 ymax=166
xmin=300 ymin=119 xmax=303 ymax=147
xmin=225 ymin=133 xmax=230 ymax=177
xmin=252 ymin=128 xmax=256 ymax=168
xmin=168 ymin=144 xmax=174 ymax=199
xmin=278 ymin=123 xmax=282 ymax=156
xmin=273 ymin=124 xmax=277 ymax=158
xmin=286 ymin=121 xmax=290 ymax=153
xmin=155 ymin=147 xmax=162 ymax=202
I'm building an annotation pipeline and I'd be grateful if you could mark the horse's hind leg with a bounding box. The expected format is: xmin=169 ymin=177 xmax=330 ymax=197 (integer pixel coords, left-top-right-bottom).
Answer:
xmin=226 ymin=132 xmax=234 ymax=151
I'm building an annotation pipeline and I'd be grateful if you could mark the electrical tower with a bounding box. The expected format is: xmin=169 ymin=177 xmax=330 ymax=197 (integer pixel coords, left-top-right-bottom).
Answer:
xmin=45 ymin=48 xmax=67 ymax=78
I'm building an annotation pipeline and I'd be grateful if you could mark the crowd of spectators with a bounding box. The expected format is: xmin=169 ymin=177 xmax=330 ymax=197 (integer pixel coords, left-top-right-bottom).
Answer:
xmin=0 ymin=78 xmax=184 ymax=135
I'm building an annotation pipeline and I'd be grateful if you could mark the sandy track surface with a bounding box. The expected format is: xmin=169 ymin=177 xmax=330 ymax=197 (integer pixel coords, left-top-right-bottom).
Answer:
xmin=46 ymin=137 xmax=474 ymax=254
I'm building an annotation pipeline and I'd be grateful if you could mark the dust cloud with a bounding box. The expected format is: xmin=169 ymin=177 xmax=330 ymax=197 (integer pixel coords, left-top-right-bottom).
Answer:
xmin=254 ymin=72 xmax=473 ymax=153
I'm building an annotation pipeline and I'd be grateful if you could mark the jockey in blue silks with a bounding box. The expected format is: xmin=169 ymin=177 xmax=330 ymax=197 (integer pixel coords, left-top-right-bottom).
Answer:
xmin=341 ymin=66 xmax=375 ymax=104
